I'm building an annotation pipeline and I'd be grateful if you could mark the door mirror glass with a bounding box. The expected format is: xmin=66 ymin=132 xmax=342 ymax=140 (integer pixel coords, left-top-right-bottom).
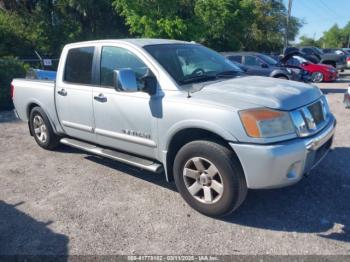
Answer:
xmin=113 ymin=69 xmax=138 ymax=92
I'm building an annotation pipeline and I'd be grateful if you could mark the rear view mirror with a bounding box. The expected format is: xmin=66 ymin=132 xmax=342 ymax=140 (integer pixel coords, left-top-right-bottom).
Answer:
xmin=113 ymin=69 xmax=138 ymax=92
xmin=261 ymin=63 xmax=268 ymax=68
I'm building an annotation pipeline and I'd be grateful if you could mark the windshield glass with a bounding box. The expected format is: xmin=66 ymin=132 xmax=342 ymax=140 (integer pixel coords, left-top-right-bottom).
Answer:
xmin=258 ymin=54 xmax=278 ymax=65
xmin=143 ymin=44 xmax=242 ymax=85
xmin=313 ymin=47 xmax=324 ymax=55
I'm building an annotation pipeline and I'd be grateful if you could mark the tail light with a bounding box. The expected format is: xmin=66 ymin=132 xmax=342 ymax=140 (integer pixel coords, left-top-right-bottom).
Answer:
xmin=10 ymin=83 xmax=14 ymax=100
xmin=347 ymin=57 xmax=350 ymax=62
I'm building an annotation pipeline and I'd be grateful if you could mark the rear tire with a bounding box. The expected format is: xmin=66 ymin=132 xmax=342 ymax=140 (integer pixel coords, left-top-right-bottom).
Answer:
xmin=29 ymin=107 xmax=60 ymax=150
xmin=173 ymin=140 xmax=247 ymax=217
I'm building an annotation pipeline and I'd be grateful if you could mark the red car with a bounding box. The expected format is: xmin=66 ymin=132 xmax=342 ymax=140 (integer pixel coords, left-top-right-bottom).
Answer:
xmin=286 ymin=55 xmax=338 ymax=83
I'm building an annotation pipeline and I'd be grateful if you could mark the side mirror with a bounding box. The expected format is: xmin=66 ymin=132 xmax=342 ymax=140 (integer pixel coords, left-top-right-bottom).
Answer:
xmin=140 ymin=69 xmax=157 ymax=96
xmin=113 ymin=69 xmax=138 ymax=92
xmin=261 ymin=63 xmax=268 ymax=68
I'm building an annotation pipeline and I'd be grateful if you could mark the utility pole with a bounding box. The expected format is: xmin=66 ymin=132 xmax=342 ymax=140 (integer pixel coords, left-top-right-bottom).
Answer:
xmin=285 ymin=0 xmax=293 ymax=50
xmin=348 ymin=35 xmax=350 ymax=48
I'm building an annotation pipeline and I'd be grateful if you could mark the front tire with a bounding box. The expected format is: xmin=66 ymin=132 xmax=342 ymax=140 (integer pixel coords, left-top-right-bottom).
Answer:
xmin=311 ymin=71 xmax=324 ymax=83
xmin=29 ymin=107 xmax=60 ymax=150
xmin=173 ymin=140 xmax=247 ymax=217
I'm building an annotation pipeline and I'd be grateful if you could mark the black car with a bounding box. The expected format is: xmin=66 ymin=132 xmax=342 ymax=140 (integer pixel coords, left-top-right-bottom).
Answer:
xmin=296 ymin=46 xmax=347 ymax=71
xmin=222 ymin=52 xmax=304 ymax=81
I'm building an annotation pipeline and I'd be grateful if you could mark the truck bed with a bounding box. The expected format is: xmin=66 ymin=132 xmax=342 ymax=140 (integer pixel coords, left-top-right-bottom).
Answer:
xmin=12 ymin=78 xmax=59 ymax=126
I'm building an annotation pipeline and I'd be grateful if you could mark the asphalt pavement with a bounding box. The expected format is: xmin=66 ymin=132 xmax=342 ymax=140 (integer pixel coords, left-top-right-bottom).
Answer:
xmin=0 ymin=73 xmax=349 ymax=255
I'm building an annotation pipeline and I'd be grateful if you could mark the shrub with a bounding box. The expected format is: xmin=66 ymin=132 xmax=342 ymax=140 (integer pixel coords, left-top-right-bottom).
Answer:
xmin=0 ymin=57 xmax=27 ymax=111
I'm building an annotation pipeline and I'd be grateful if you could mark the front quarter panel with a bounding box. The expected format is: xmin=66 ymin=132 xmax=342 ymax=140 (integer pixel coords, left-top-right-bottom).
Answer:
xmin=158 ymin=92 xmax=241 ymax=158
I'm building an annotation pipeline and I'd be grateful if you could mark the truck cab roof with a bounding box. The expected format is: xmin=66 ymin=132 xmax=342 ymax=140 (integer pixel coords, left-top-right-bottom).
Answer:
xmin=64 ymin=38 xmax=192 ymax=48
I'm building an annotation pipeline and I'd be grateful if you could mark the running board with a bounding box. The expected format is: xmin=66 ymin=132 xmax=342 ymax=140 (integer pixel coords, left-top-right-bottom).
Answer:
xmin=60 ymin=138 xmax=163 ymax=173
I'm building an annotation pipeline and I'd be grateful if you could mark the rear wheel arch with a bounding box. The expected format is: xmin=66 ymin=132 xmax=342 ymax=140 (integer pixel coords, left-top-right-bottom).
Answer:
xmin=165 ymin=128 xmax=238 ymax=182
xmin=27 ymin=102 xmax=58 ymax=134
xmin=27 ymin=102 xmax=40 ymax=119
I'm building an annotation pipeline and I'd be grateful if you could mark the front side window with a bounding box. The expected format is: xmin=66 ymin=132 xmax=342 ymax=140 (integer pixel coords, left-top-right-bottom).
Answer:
xmin=64 ymin=47 xmax=94 ymax=84
xmin=100 ymin=46 xmax=148 ymax=87
xmin=244 ymin=56 xmax=260 ymax=66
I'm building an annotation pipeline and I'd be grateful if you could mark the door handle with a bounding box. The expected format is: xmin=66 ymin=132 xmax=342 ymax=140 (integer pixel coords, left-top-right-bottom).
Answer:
xmin=57 ymin=88 xmax=67 ymax=96
xmin=94 ymin=93 xmax=107 ymax=102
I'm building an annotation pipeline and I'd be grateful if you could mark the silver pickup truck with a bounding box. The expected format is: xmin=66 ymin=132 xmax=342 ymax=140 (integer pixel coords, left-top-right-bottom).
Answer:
xmin=12 ymin=39 xmax=336 ymax=217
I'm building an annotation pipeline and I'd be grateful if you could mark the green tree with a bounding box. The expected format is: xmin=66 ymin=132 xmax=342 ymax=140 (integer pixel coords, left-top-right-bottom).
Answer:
xmin=113 ymin=0 xmax=197 ymax=40
xmin=298 ymin=35 xmax=321 ymax=48
xmin=194 ymin=0 xmax=251 ymax=50
xmin=0 ymin=11 xmax=34 ymax=57
xmin=242 ymin=0 xmax=301 ymax=51
xmin=322 ymin=24 xmax=343 ymax=48
xmin=114 ymin=0 xmax=301 ymax=52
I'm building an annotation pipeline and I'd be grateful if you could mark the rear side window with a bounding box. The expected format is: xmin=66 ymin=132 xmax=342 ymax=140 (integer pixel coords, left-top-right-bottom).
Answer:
xmin=64 ymin=47 xmax=95 ymax=84
xmin=228 ymin=55 xmax=242 ymax=63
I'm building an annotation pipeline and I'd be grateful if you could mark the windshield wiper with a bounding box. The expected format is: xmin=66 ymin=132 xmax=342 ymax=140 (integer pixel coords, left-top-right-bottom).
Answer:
xmin=179 ymin=74 xmax=217 ymax=85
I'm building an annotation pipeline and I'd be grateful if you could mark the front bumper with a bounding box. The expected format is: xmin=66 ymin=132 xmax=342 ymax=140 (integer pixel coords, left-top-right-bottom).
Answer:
xmin=324 ymin=71 xmax=338 ymax=82
xmin=230 ymin=116 xmax=336 ymax=189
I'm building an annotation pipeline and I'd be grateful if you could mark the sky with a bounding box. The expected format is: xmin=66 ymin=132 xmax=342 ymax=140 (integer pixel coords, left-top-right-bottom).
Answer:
xmin=282 ymin=0 xmax=350 ymax=42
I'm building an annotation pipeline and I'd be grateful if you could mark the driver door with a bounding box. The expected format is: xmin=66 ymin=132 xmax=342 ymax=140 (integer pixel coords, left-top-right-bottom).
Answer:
xmin=92 ymin=45 xmax=158 ymax=158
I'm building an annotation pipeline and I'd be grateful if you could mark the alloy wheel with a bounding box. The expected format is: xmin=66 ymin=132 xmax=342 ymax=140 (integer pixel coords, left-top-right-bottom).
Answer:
xmin=183 ymin=157 xmax=224 ymax=204
xmin=33 ymin=115 xmax=48 ymax=143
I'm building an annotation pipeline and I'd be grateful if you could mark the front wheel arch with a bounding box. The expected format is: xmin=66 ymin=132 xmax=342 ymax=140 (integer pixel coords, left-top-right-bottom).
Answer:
xmin=165 ymin=128 xmax=237 ymax=182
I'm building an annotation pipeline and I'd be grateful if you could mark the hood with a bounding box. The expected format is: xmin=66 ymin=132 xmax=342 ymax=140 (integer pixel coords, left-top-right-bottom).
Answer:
xmin=191 ymin=76 xmax=322 ymax=111
xmin=280 ymin=50 xmax=308 ymax=65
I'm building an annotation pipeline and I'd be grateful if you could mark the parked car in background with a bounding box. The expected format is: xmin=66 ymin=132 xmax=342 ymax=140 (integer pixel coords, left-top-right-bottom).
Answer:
xmin=282 ymin=54 xmax=337 ymax=83
xmin=222 ymin=52 xmax=303 ymax=81
xmin=11 ymin=39 xmax=336 ymax=217
xmin=298 ymin=46 xmax=347 ymax=71
xmin=323 ymin=48 xmax=349 ymax=55
xmin=341 ymin=48 xmax=350 ymax=68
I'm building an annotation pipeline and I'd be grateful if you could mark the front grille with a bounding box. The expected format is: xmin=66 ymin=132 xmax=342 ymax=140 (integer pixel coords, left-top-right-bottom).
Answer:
xmin=308 ymin=101 xmax=324 ymax=125
xmin=290 ymin=97 xmax=331 ymax=137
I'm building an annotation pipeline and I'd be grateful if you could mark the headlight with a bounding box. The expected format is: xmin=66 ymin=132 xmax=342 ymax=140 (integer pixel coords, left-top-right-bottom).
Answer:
xmin=286 ymin=68 xmax=292 ymax=74
xmin=239 ymin=109 xmax=295 ymax=138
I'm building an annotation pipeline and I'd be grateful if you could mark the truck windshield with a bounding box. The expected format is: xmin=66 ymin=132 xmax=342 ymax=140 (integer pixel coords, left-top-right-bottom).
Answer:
xmin=143 ymin=44 xmax=242 ymax=85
